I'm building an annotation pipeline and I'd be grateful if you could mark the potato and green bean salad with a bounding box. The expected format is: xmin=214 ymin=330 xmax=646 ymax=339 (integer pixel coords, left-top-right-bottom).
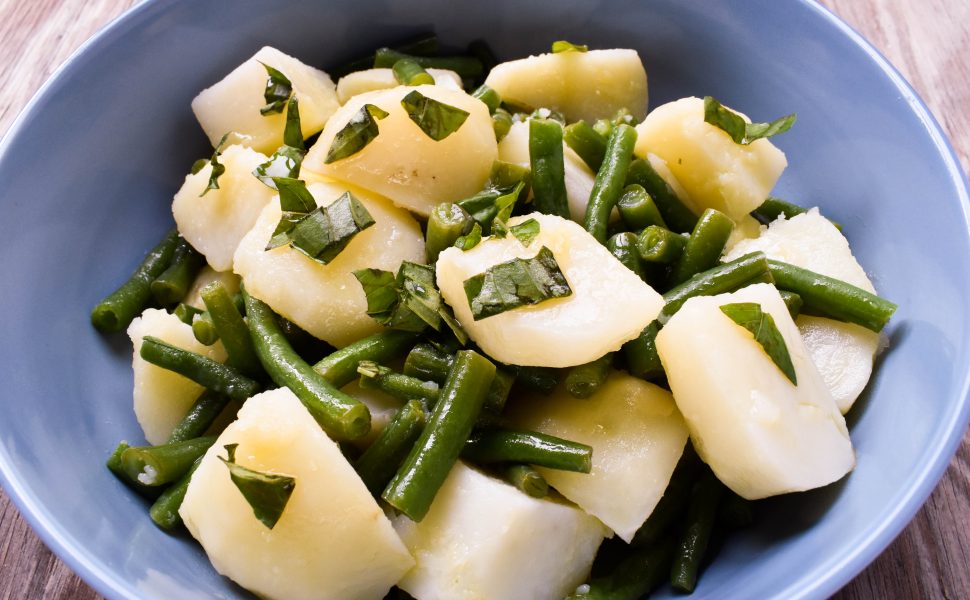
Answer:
xmin=91 ymin=34 xmax=897 ymax=600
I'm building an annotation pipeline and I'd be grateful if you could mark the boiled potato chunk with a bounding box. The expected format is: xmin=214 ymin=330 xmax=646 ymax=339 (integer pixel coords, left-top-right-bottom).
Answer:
xmin=232 ymin=181 xmax=425 ymax=347
xmin=498 ymin=120 xmax=596 ymax=223
xmin=485 ymin=49 xmax=648 ymax=123
xmin=724 ymin=214 xmax=764 ymax=254
xmin=392 ymin=462 xmax=608 ymax=600
xmin=656 ymin=284 xmax=854 ymax=499
xmin=724 ymin=209 xmax=879 ymax=412
xmin=127 ymin=309 xmax=227 ymax=445
xmin=505 ymin=371 xmax=689 ymax=541
xmin=180 ymin=388 xmax=413 ymax=600
xmin=336 ymin=68 xmax=462 ymax=104
xmin=183 ymin=266 xmax=241 ymax=310
xmin=172 ymin=144 xmax=276 ymax=272
xmin=304 ymin=85 xmax=496 ymax=216
xmin=435 ymin=213 xmax=664 ymax=367
xmin=192 ymin=46 xmax=340 ymax=154
xmin=634 ymin=97 xmax=787 ymax=220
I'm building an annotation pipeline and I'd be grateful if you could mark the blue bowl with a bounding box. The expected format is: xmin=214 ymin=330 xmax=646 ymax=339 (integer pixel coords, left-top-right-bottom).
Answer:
xmin=1 ymin=0 xmax=968 ymax=598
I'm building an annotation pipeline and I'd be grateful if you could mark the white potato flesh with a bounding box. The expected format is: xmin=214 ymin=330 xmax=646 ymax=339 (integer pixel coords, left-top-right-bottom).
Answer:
xmin=723 ymin=214 xmax=764 ymax=255
xmin=656 ymin=283 xmax=854 ymax=499
xmin=723 ymin=209 xmax=878 ymax=412
xmin=183 ymin=266 xmax=241 ymax=310
xmin=498 ymin=120 xmax=597 ymax=223
xmin=191 ymin=46 xmax=340 ymax=154
xmin=634 ymin=97 xmax=787 ymax=221
xmin=127 ymin=309 xmax=227 ymax=445
xmin=392 ymin=462 xmax=608 ymax=600
xmin=506 ymin=371 xmax=689 ymax=542
xmin=304 ymin=85 xmax=497 ymax=216
xmin=233 ymin=181 xmax=425 ymax=347
xmin=435 ymin=213 xmax=664 ymax=367
xmin=172 ymin=145 xmax=276 ymax=272
xmin=485 ymin=49 xmax=648 ymax=123
xmin=180 ymin=388 xmax=413 ymax=600
xmin=342 ymin=380 xmax=403 ymax=449
xmin=336 ymin=68 xmax=463 ymax=104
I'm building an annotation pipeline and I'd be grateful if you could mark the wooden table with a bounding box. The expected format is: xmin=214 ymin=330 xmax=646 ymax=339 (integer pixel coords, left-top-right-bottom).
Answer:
xmin=1 ymin=1 xmax=967 ymax=598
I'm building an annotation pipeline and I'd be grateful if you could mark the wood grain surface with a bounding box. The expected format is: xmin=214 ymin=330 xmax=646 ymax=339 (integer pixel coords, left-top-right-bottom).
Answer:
xmin=1 ymin=1 xmax=968 ymax=599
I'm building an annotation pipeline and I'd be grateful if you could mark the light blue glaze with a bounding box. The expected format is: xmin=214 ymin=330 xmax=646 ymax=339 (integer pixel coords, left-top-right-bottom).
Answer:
xmin=0 ymin=1 xmax=967 ymax=598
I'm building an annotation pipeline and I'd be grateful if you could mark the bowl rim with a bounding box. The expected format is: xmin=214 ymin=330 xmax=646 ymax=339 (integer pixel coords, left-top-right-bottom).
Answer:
xmin=1 ymin=1 xmax=968 ymax=599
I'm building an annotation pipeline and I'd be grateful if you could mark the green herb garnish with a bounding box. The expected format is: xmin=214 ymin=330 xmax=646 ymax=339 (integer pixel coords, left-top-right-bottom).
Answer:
xmin=457 ymin=161 xmax=532 ymax=234
xmin=509 ymin=218 xmax=540 ymax=246
xmin=551 ymin=40 xmax=588 ymax=53
xmin=325 ymin=104 xmax=389 ymax=163
xmin=199 ymin=132 xmax=231 ymax=196
xmin=719 ymin=302 xmax=797 ymax=385
xmin=454 ymin=222 xmax=483 ymax=251
xmin=259 ymin=62 xmax=293 ymax=116
xmin=463 ymin=246 xmax=572 ymax=320
xmin=219 ymin=444 xmax=295 ymax=530
xmin=703 ymin=96 xmax=796 ymax=145
xmin=254 ymin=96 xmax=306 ymax=188
xmin=401 ymin=90 xmax=470 ymax=141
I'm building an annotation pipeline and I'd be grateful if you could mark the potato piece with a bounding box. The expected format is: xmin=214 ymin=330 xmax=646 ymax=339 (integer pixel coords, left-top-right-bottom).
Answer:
xmin=336 ymin=68 xmax=463 ymax=104
xmin=723 ymin=214 xmax=764 ymax=255
xmin=180 ymin=388 xmax=413 ymax=600
xmin=436 ymin=213 xmax=663 ymax=367
xmin=304 ymin=85 xmax=496 ymax=216
xmin=127 ymin=309 xmax=227 ymax=445
xmin=392 ymin=462 xmax=608 ymax=600
xmin=342 ymin=380 xmax=403 ymax=449
xmin=232 ymin=181 xmax=425 ymax=347
xmin=192 ymin=46 xmax=340 ymax=154
xmin=498 ymin=121 xmax=596 ymax=223
xmin=797 ymin=316 xmax=880 ymax=413
xmin=172 ymin=145 xmax=276 ymax=272
xmin=485 ymin=49 xmax=648 ymax=123
xmin=656 ymin=283 xmax=854 ymax=499
xmin=634 ymin=97 xmax=787 ymax=220
xmin=183 ymin=266 xmax=241 ymax=310
xmin=505 ymin=371 xmax=688 ymax=541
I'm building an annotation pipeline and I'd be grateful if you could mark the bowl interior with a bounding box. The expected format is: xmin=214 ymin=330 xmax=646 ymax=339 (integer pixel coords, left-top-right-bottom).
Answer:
xmin=1 ymin=0 xmax=968 ymax=599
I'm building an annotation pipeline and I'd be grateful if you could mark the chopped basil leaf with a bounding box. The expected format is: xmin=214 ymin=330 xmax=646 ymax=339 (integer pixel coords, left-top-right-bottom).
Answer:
xmin=463 ymin=246 xmax=572 ymax=320
xmin=703 ymin=96 xmax=796 ymax=145
xmin=325 ymin=104 xmax=389 ymax=164
xmin=254 ymin=97 xmax=306 ymax=189
xmin=509 ymin=218 xmax=540 ymax=246
xmin=457 ymin=161 xmax=532 ymax=234
xmin=219 ymin=443 xmax=295 ymax=530
xmin=199 ymin=133 xmax=231 ymax=197
xmin=401 ymin=90 xmax=470 ymax=141
xmin=719 ymin=302 xmax=797 ymax=385
xmin=551 ymin=40 xmax=589 ymax=53
xmin=282 ymin=95 xmax=305 ymax=150
xmin=490 ymin=181 xmax=526 ymax=237
xmin=454 ymin=222 xmax=483 ymax=251
xmin=274 ymin=177 xmax=317 ymax=213
xmin=190 ymin=159 xmax=207 ymax=174
xmin=259 ymin=62 xmax=293 ymax=116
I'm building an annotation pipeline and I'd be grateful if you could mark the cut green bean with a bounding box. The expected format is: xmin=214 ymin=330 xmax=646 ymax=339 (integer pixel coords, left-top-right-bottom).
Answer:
xmin=660 ymin=251 xmax=773 ymax=321
xmin=563 ymin=120 xmax=608 ymax=171
xmin=529 ymin=118 xmax=570 ymax=219
xmin=667 ymin=208 xmax=735 ymax=286
xmin=150 ymin=237 xmax=204 ymax=306
xmin=471 ymin=84 xmax=501 ymax=114
xmin=606 ymin=233 xmax=646 ymax=280
xmin=622 ymin=321 xmax=665 ymax=382
xmin=166 ymin=391 xmax=230 ymax=444
xmin=637 ymin=225 xmax=686 ymax=264
xmin=313 ymin=330 xmax=420 ymax=388
xmin=403 ymin=343 xmax=514 ymax=413
xmin=631 ymin=454 xmax=700 ymax=547
xmin=383 ymin=350 xmax=496 ymax=521
xmin=584 ymin=124 xmax=637 ymax=244
xmin=392 ymin=58 xmax=435 ymax=85
xmin=174 ymin=302 xmax=202 ymax=325
xmin=149 ymin=457 xmax=202 ymax=531
xmin=625 ymin=158 xmax=698 ymax=234
xmin=191 ymin=311 xmax=219 ymax=345
xmin=592 ymin=118 xmax=614 ymax=139
xmin=670 ymin=469 xmax=725 ymax=593
xmin=358 ymin=361 xmax=440 ymax=404
xmin=426 ymin=203 xmax=473 ymax=261
xmin=106 ymin=442 xmax=161 ymax=497
xmin=244 ymin=290 xmax=370 ymax=440
xmin=462 ymin=429 xmax=592 ymax=473
xmin=767 ymin=260 xmax=896 ymax=332
xmin=356 ymin=400 xmax=427 ymax=496
xmin=140 ymin=336 xmax=260 ymax=401
xmin=565 ymin=354 xmax=613 ymax=399
xmin=329 ymin=32 xmax=439 ymax=78
xmin=374 ymin=48 xmax=483 ymax=79
xmin=201 ymin=282 xmax=262 ymax=377
xmin=119 ymin=436 xmax=216 ymax=487
xmin=503 ymin=464 xmax=549 ymax=498
xmin=91 ymin=228 xmax=180 ymax=332
xmin=568 ymin=540 xmax=675 ymax=600
xmin=780 ymin=290 xmax=803 ymax=319
xmin=505 ymin=364 xmax=560 ymax=394
xmin=751 ymin=195 xmax=807 ymax=224
xmin=718 ymin=490 xmax=755 ymax=531
xmin=492 ymin=108 xmax=513 ymax=141
xmin=616 ymin=184 xmax=666 ymax=230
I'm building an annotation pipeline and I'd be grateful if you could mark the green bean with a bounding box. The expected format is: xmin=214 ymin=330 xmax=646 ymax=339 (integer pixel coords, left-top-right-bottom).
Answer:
xmin=606 ymin=233 xmax=646 ymax=280
xmin=373 ymin=48 xmax=483 ymax=79
xmin=529 ymin=118 xmax=570 ymax=219
xmin=563 ymin=120 xmax=608 ymax=171
xmin=622 ymin=321 xmax=664 ymax=382
xmin=383 ymin=350 xmax=496 ymax=521
xmin=471 ymin=84 xmax=501 ymax=114
xmin=244 ymin=290 xmax=370 ymax=440
xmin=567 ymin=540 xmax=674 ymax=600
xmin=462 ymin=429 xmax=592 ymax=473
xmin=631 ymin=454 xmax=700 ymax=547
xmin=611 ymin=107 xmax=638 ymax=126
xmin=616 ymin=184 xmax=666 ymax=230
xmin=140 ymin=336 xmax=260 ymax=401
xmin=314 ymin=331 xmax=420 ymax=388
xmin=592 ymin=118 xmax=614 ymax=139
xmin=355 ymin=400 xmax=427 ymax=496
xmin=717 ymin=490 xmax=755 ymax=531
xmin=670 ymin=469 xmax=725 ymax=593
xmin=660 ymin=252 xmax=773 ymax=321
xmin=625 ymin=159 xmax=698 ymax=234
xmin=492 ymin=108 xmax=513 ymax=142
xmin=329 ymin=32 xmax=439 ymax=78
xmin=466 ymin=39 xmax=499 ymax=76
xmin=565 ymin=354 xmax=613 ymax=399
xmin=119 ymin=436 xmax=216 ymax=487
xmin=584 ymin=124 xmax=637 ymax=244
xmin=358 ymin=361 xmax=440 ymax=404
xmin=767 ymin=260 xmax=896 ymax=332
xmin=149 ymin=457 xmax=202 ymax=531
xmin=503 ymin=464 xmax=549 ymax=498
xmin=752 ymin=196 xmax=842 ymax=229
xmin=426 ymin=203 xmax=474 ymax=261
xmin=191 ymin=311 xmax=219 ymax=345
xmin=780 ymin=290 xmax=803 ymax=319
xmin=403 ymin=343 xmax=514 ymax=413
xmin=504 ymin=364 xmax=560 ymax=394
xmin=91 ymin=228 xmax=180 ymax=332
xmin=391 ymin=58 xmax=435 ymax=86
xmin=637 ymin=225 xmax=686 ymax=264
xmin=173 ymin=302 xmax=202 ymax=325
xmin=106 ymin=442 xmax=161 ymax=497
xmin=149 ymin=237 xmax=204 ymax=306
xmin=166 ymin=390 xmax=230 ymax=444
xmin=201 ymin=282 xmax=261 ymax=377
xmin=667 ymin=208 xmax=735 ymax=286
